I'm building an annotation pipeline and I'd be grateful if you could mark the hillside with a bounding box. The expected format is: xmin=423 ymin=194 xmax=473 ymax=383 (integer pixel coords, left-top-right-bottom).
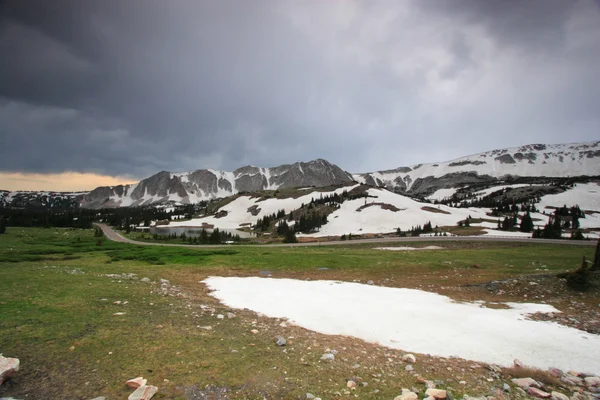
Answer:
xmin=354 ymin=141 xmax=600 ymax=196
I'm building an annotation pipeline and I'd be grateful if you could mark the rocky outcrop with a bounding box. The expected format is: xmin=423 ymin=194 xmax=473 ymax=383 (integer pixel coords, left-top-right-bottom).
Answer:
xmin=80 ymin=159 xmax=354 ymax=208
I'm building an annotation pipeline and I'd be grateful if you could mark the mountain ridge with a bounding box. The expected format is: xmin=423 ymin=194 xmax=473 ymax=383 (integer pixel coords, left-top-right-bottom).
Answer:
xmin=1 ymin=141 xmax=599 ymax=209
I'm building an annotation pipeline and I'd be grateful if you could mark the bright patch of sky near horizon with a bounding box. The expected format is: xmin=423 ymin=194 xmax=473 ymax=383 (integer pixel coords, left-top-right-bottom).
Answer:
xmin=0 ymin=172 xmax=137 ymax=192
xmin=1 ymin=0 xmax=599 ymax=191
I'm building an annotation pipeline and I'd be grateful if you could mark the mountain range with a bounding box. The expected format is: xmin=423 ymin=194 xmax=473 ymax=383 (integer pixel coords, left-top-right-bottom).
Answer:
xmin=1 ymin=141 xmax=599 ymax=209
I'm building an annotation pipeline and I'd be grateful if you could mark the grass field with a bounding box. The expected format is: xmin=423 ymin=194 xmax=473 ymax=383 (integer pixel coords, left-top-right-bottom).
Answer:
xmin=0 ymin=227 xmax=596 ymax=399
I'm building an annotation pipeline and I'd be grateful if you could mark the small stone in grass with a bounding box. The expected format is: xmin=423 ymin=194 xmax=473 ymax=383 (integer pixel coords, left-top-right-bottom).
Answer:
xmin=402 ymin=354 xmax=416 ymax=363
xmin=275 ymin=336 xmax=287 ymax=346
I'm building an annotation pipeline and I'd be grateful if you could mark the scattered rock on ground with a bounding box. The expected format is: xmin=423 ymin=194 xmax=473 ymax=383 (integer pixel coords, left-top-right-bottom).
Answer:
xmin=585 ymin=377 xmax=600 ymax=387
xmin=402 ymin=354 xmax=416 ymax=363
xmin=551 ymin=391 xmax=570 ymax=400
xmin=226 ymin=312 xmax=236 ymax=319
xmin=425 ymin=388 xmax=447 ymax=399
xmin=0 ymin=355 xmax=20 ymax=385
xmin=512 ymin=377 xmax=540 ymax=390
xmin=126 ymin=377 xmax=147 ymax=388
xmin=275 ymin=336 xmax=287 ymax=346
xmin=320 ymin=353 xmax=335 ymax=362
xmin=128 ymin=384 xmax=158 ymax=400
xmin=528 ymin=387 xmax=551 ymax=398
xmin=395 ymin=388 xmax=419 ymax=400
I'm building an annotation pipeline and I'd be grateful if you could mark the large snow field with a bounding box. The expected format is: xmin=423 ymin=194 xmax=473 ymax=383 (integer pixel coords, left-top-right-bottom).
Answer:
xmin=306 ymin=188 xmax=490 ymax=237
xmin=168 ymin=185 xmax=359 ymax=230
xmin=205 ymin=277 xmax=600 ymax=373
xmin=538 ymin=182 xmax=600 ymax=212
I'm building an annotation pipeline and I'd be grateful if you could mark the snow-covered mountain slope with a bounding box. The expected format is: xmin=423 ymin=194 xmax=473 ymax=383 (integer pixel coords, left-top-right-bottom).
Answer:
xmin=80 ymin=159 xmax=354 ymax=208
xmin=168 ymin=185 xmax=359 ymax=230
xmin=354 ymin=141 xmax=600 ymax=196
xmin=166 ymin=185 xmax=597 ymax=237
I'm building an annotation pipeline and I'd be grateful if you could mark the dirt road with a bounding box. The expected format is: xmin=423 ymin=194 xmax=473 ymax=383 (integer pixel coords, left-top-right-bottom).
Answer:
xmin=94 ymin=223 xmax=596 ymax=248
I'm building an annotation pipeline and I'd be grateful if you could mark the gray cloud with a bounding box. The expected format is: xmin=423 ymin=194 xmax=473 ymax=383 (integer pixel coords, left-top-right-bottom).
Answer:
xmin=0 ymin=0 xmax=599 ymax=179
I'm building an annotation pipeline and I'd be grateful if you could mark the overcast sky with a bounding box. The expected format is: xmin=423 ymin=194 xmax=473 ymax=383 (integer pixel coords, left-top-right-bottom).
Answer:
xmin=1 ymin=0 xmax=599 ymax=190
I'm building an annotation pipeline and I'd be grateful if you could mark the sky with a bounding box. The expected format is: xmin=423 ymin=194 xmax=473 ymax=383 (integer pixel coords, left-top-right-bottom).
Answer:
xmin=1 ymin=0 xmax=600 ymax=191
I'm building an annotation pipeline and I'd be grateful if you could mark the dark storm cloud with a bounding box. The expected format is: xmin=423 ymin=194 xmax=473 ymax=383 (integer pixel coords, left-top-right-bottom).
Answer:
xmin=0 ymin=0 xmax=599 ymax=179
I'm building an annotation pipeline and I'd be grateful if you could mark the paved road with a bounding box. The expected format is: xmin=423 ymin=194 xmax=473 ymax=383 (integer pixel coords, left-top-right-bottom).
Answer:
xmin=94 ymin=223 xmax=596 ymax=248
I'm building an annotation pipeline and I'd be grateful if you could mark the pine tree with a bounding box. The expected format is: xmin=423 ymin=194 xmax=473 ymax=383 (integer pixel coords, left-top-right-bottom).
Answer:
xmin=0 ymin=217 xmax=5 ymax=234
xmin=283 ymin=229 xmax=297 ymax=243
xmin=520 ymin=212 xmax=534 ymax=233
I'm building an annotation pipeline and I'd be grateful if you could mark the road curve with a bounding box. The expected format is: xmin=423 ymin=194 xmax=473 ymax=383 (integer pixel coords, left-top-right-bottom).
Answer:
xmin=94 ymin=223 xmax=596 ymax=248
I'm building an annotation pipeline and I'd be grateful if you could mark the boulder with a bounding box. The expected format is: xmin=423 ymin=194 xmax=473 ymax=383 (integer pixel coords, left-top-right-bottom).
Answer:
xmin=512 ymin=377 xmax=541 ymax=390
xmin=551 ymin=392 xmax=570 ymax=400
xmin=128 ymin=385 xmax=158 ymax=400
xmin=425 ymin=389 xmax=447 ymax=399
xmin=0 ymin=355 xmax=19 ymax=385
xmin=395 ymin=391 xmax=418 ymax=400
xmin=528 ymin=387 xmax=551 ymax=398
xmin=402 ymin=354 xmax=417 ymax=363
xmin=126 ymin=377 xmax=147 ymax=388
xmin=585 ymin=377 xmax=600 ymax=387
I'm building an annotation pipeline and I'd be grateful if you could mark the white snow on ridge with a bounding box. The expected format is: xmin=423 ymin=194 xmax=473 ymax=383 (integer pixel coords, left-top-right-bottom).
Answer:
xmin=357 ymin=141 xmax=600 ymax=191
xmin=204 ymin=277 xmax=600 ymax=373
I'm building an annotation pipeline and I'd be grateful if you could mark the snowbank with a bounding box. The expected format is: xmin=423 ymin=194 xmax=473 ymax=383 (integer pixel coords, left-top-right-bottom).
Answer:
xmin=204 ymin=277 xmax=600 ymax=373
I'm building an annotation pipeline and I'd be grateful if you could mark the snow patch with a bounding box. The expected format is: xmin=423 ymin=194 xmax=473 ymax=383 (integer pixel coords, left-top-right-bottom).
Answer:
xmin=204 ymin=277 xmax=600 ymax=373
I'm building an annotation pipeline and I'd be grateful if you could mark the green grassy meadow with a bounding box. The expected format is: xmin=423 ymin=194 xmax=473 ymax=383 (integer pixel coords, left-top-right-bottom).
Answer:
xmin=0 ymin=227 xmax=595 ymax=399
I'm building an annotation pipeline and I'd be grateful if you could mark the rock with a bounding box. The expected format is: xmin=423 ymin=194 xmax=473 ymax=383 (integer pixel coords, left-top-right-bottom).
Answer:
xmin=562 ymin=376 xmax=584 ymax=386
xmin=141 ymin=277 xmax=151 ymax=282
xmin=160 ymin=279 xmax=169 ymax=284
xmin=549 ymin=367 xmax=564 ymax=377
xmin=395 ymin=391 xmax=418 ymax=400
xmin=0 ymin=355 xmax=20 ymax=385
xmin=306 ymin=394 xmax=315 ymax=399
xmin=367 ymin=280 xmax=374 ymax=285
xmin=402 ymin=354 xmax=416 ymax=363
xmin=503 ymin=383 xmax=511 ymax=392
xmin=128 ymin=384 xmax=158 ymax=400
xmin=512 ymin=377 xmax=540 ymax=390
xmin=551 ymin=391 xmax=570 ymax=400
xmin=514 ymin=359 xmax=526 ymax=368
xmin=320 ymin=353 xmax=335 ymax=361
xmin=347 ymin=380 xmax=357 ymax=389
xmin=216 ymin=314 xmax=224 ymax=319
xmin=89 ymin=397 xmax=106 ymax=400
xmin=226 ymin=312 xmax=236 ymax=319
xmin=585 ymin=377 xmax=600 ymax=387
xmin=275 ymin=336 xmax=287 ymax=346
xmin=113 ymin=312 xmax=125 ymax=316
xmin=405 ymin=365 xmax=414 ymax=372
xmin=126 ymin=377 xmax=147 ymax=388
xmin=199 ymin=326 xmax=212 ymax=330
xmin=425 ymin=380 xmax=436 ymax=389
xmin=528 ymin=387 xmax=551 ymax=398
xmin=250 ymin=329 xmax=258 ymax=334
xmin=426 ymin=389 xmax=447 ymax=399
